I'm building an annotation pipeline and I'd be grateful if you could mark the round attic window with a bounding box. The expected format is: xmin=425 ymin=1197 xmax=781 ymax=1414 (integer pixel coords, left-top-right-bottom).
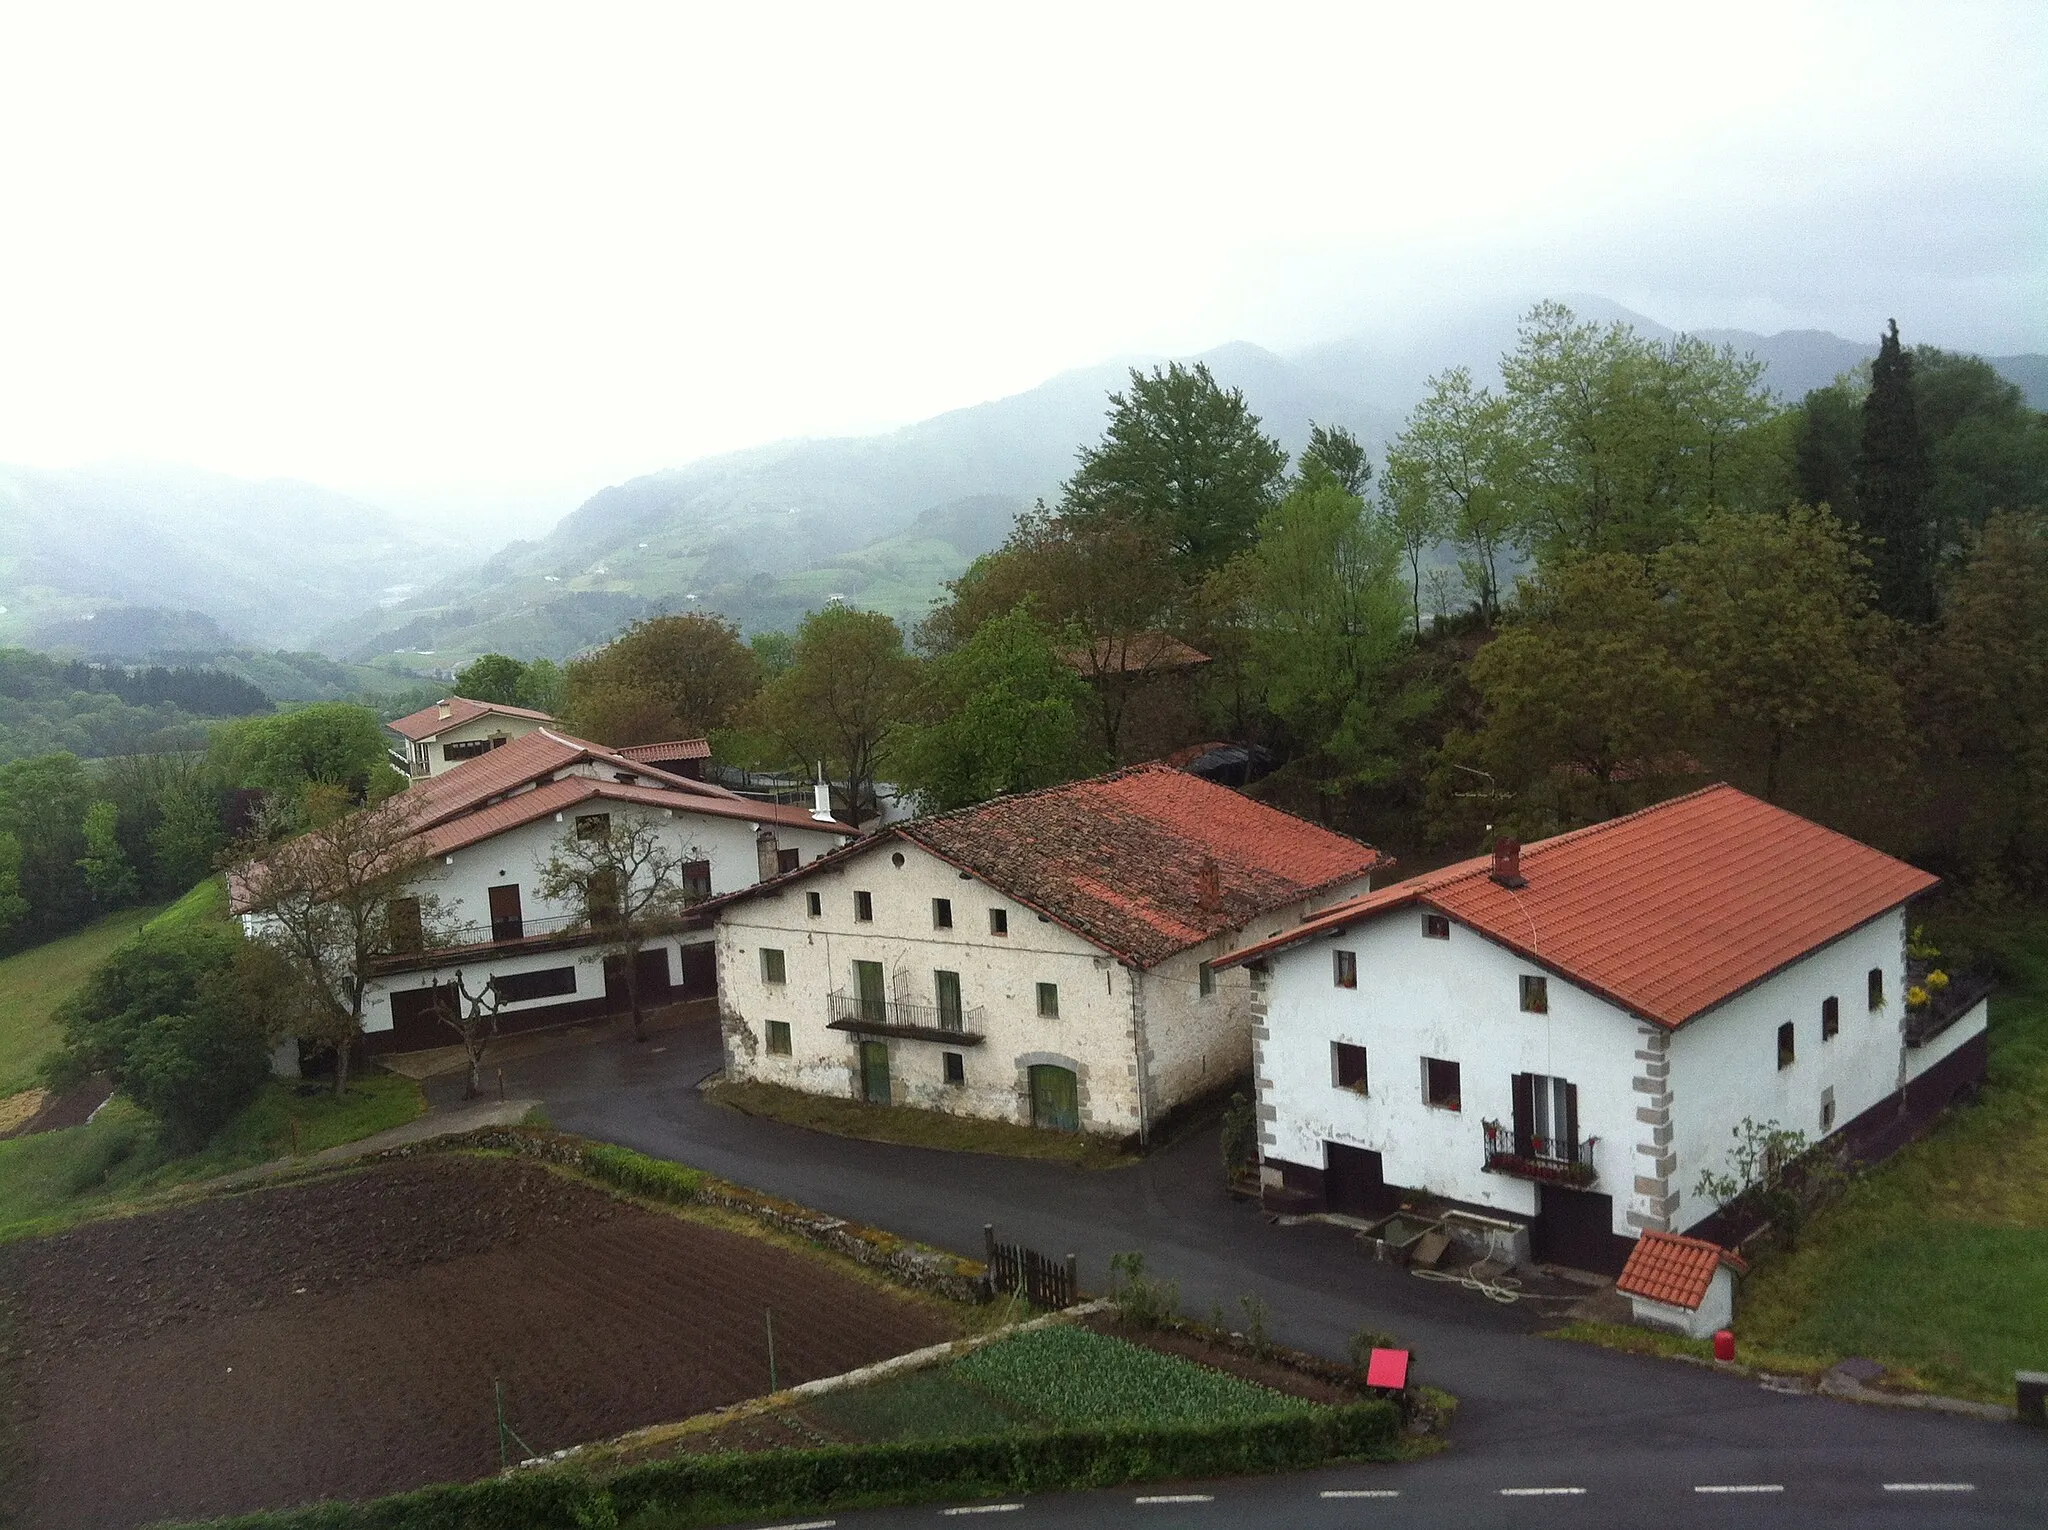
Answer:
xmin=891 ymin=851 xmax=906 ymax=868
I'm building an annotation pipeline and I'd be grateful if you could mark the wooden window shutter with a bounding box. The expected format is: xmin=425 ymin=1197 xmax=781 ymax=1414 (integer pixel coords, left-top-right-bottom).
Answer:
xmin=1511 ymin=1072 xmax=1534 ymax=1158
xmin=1563 ymin=1081 xmax=1579 ymax=1163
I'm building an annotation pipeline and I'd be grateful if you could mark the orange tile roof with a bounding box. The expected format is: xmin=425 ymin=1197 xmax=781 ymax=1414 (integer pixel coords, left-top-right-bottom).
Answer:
xmin=730 ymin=764 xmax=1383 ymax=968
xmin=232 ymin=727 xmax=844 ymax=911
xmin=1216 ymin=785 xmax=1937 ymax=1029
xmin=1616 ymin=1231 xmax=1746 ymax=1310
xmin=388 ymin=696 xmax=557 ymax=741
xmin=615 ymin=738 xmax=712 ymax=762
xmin=1059 ymin=632 xmax=1211 ymax=676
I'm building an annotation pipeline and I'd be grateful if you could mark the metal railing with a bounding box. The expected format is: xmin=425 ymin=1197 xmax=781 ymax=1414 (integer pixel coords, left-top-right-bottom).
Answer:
xmin=827 ymin=990 xmax=986 ymax=1040
xmin=1482 ymin=1120 xmax=1599 ymax=1187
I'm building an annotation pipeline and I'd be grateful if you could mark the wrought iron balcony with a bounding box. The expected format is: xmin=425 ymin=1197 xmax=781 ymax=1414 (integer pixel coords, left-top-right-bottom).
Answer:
xmin=826 ymin=991 xmax=986 ymax=1045
xmin=1482 ymin=1120 xmax=1599 ymax=1187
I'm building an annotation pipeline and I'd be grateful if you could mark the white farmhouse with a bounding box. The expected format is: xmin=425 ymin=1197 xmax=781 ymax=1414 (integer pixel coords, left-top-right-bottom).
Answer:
xmin=1219 ymin=786 xmax=1990 ymax=1273
xmin=234 ymin=727 xmax=850 ymax=1056
xmin=711 ymin=764 xmax=1387 ymax=1142
xmin=388 ymin=696 xmax=559 ymax=779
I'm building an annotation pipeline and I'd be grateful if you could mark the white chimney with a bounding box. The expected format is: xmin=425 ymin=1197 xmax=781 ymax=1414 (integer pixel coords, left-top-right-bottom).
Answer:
xmin=810 ymin=763 xmax=836 ymax=822
xmin=436 ymin=700 xmax=452 ymax=720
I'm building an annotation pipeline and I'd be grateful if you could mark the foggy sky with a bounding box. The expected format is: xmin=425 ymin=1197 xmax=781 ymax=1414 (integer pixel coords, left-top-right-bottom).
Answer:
xmin=0 ymin=1 xmax=2040 ymax=533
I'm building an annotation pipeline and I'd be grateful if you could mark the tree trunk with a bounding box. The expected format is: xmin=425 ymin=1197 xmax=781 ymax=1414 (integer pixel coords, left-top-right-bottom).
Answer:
xmin=627 ymin=965 xmax=646 ymax=1043
xmin=333 ymin=1033 xmax=353 ymax=1097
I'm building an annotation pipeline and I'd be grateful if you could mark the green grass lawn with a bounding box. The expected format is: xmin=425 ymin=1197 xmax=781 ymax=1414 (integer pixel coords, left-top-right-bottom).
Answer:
xmin=1729 ymin=913 xmax=2048 ymax=1402
xmin=707 ymin=1078 xmax=1138 ymax=1169
xmin=0 ymin=1072 xmax=425 ymax=1241
xmin=0 ymin=902 xmax=170 ymax=1096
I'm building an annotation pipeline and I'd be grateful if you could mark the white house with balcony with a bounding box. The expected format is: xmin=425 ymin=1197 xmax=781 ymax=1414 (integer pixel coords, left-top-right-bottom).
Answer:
xmin=234 ymin=726 xmax=850 ymax=1055
xmin=710 ymin=764 xmax=1386 ymax=1142
xmin=388 ymin=696 xmax=560 ymax=779
xmin=1217 ymin=785 xmax=1990 ymax=1273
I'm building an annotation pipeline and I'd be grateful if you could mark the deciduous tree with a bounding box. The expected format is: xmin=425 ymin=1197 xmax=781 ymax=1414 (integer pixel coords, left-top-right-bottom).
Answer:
xmin=1382 ymin=368 xmax=1520 ymax=625
xmin=535 ymin=814 xmax=698 ymax=1043
xmin=1236 ymin=466 xmax=1419 ymax=790
xmin=1301 ymin=421 xmax=1372 ymax=497
xmin=563 ymin=613 xmax=763 ymax=745
xmin=1063 ymin=361 xmax=1289 ymax=572
xmin=453 ymin=653 xmax=530 ymax=706
xmin=891 ymin=604 xmax=1099 ymax=812
xmin=231 ymin=786 xmax=438 ymax=1095
xmin=744 ymin=607 xmax=919 ymax=826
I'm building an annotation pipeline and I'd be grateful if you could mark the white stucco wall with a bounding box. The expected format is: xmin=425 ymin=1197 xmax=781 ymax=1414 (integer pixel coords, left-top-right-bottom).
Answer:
xmin=1257 ymin=909 xmax=1641 ymax=1229
xmin=1903 ymin=996 xmax=1989 ymax=1082
xmin=1258 ymin=899 xmax=1939 ymax=1245
xmin=1628 ymin=1264 xmax=1734 ymax=1339
xmin=407 ymin=712 xmax=551 ymax=777
xmin=717 ymin=839 xmax=1146 ymax=1132
xmin=1668 ymin=910 xmax=1909 ymax=1220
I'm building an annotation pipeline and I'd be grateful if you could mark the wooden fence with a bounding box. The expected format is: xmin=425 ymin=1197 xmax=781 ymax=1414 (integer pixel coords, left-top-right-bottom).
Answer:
xmin=984 ymin=1223 xmax=1079 ymax=1309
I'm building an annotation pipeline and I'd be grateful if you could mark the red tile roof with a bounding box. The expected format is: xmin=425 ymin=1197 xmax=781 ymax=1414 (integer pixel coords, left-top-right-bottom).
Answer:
xmin=1216 ymin=785 xmax=1937 ymax=1029
xmin=231 ymin=727 xmax=845 ymax=911
xmin=1616 ymin=1231 xmax=1746 ymax=1310
xmin=1059 ymin=632 xmax=1211 ymax=676
xmin=388 ymin=696 xmax=557 ymax=741
xmin=724 ymin=764 xmax=1386 ymax=967
xmin=615 ymin=738 xmax=712 ymax=762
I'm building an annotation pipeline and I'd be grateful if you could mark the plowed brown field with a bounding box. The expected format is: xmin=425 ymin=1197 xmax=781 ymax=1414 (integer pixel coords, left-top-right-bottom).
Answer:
xmin=0 ymin=1155 xmax=962 ymax=1530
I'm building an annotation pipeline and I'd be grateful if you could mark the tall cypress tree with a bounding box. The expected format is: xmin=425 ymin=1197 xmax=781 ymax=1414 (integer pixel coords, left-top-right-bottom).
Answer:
xmin=1856 ymin=319 xmax=1935 ymax=623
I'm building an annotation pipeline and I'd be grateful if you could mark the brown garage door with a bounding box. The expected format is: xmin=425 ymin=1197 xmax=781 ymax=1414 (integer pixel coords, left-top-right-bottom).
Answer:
xmin=676 ymin=942 xmax=716 ymax=999
xmin=1535 ymin=1185 xmax=1632 ymax=1274
xmin=384 ymin=985 xmax=458 ymax=1052
xmin=1325 ymin=1142 xmax=1400 ymax=1219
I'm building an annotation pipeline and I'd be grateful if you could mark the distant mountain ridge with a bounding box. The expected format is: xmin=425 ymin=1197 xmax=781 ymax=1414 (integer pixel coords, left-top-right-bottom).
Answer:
xmin=332 ymin=303 xmax=2045 ymax=665
xmin=0 ymin=460 xmax=466 ymax=651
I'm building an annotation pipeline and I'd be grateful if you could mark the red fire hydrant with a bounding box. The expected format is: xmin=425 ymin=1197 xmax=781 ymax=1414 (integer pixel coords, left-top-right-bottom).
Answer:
xmin=1713 ymin=1329 xmax=1736 ymax=1363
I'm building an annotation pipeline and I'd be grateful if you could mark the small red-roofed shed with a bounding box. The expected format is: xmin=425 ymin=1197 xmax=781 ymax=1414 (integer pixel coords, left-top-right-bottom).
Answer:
xmin=1617 ymin=1231 xmax=1747 ymax=1338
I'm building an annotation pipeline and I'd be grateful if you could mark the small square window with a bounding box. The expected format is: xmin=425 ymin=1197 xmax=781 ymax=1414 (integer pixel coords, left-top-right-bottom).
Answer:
xmin=1777 ymin=1021 xmax=1796 ymax=1069
xmin=932 ymin=897 xmax=953 ymax=929
xmin=1519 ymin=975 xmax=1549 ymax=1013
xmin=1333 ymin=950 xmax=1357 ymax=989
xmin=1822 ymin=995 xmax=1840 ymax=1040
xmin=1198 ymin=961 xmax=1214 ymax=997
xmin=989 ymin=908 xmax=1008 ymax=936
xmin=1820 ymin=1085 xmax=1836 ymax=1133
xmin=777 ymin=847 xmax=800 ymax=874
xmin=1867 ymin=967 xmax=1884 ymax=1010
xmin=1423 ymin=913 xmax=1450 ymax=940
xmin=760 ymin=947 xmax=786 ymax=984
xmin=766 ymin=1020 xmax=792 ymax=1056
xmin=805 ymin=890 xmax=822 ymax=917
xmin=1332 ymin=1042 xmax=1368 ymax=1093
xmin=574 ymin=811 xmax=611 ymax=840
xmin=943 ymin=1051 xmax=965 ymax=1085
xmin=1423 ymin=1057 xmax=1461 ymax=1111
xmin=854 ymin=890 xmax=873 ymax=922
xmin=1036 ymin=982 xmax=1060 ymax=1018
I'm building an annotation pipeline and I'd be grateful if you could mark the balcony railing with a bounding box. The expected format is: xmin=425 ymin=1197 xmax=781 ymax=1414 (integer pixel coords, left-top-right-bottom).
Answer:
xmin=1905 ymin=970 xmax=1996 ymax=1048
xmin=826 ymin=991 xmax=986 ymax=1045
xmin=367 ymin=908 xmax=708 ymax=974
xmin=1483 ymin=1120 xmax=1599 ymax=1188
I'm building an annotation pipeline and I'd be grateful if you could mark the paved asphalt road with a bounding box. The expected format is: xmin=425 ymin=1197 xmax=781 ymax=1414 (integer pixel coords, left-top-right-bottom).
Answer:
xmin=429 ymin=1019 xmax=2044 ymax=1526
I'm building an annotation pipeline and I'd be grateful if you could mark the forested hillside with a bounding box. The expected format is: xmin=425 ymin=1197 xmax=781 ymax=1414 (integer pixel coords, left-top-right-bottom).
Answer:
xmin=328 ymin=304 xmax=2047 ymax=669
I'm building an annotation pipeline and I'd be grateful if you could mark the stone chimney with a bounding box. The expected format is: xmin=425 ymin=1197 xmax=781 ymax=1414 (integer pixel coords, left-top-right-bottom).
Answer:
xmin=1196 ymin=855 xmax=1221 ymax=913
xmin=1490 ymin=836 xmax=1525 ymax=888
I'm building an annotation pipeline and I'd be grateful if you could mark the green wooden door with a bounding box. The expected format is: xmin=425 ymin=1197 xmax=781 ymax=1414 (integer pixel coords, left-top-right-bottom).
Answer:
xmin=935 ymin=969 xmax=963 ymax=1031
xmin=1029 ymin=1064 xmax=1079 ymax=1132
xmin=853 ymin=960 xmax=887 ymax=1023
xmin=860 ymin=1041 xmax=891 ymax=1105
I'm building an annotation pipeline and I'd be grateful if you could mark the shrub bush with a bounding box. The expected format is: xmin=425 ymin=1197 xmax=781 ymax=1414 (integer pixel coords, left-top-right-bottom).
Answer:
xmin=122 ymin=990 xmax=274 ymax=1148
xmin=582 ymin=1143 xmax=706 ymax=1204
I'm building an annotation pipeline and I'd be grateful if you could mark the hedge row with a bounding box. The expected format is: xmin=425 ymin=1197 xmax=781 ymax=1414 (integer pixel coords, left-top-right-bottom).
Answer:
xmin=181 ymin=1403 xmax=1401 ymax=1530
xmin=581 ymin=1143 xmax=705 ymax=1204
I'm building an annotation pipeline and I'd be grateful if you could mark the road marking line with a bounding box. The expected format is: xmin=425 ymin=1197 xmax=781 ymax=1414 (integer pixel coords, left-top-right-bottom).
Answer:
xmin=1694 ymin=1485 xmax=1783 ymax=1494
xmin=1499 ymin=1487 xmax=1587 ymax=1496
xmin=760 ymin=1523 xmax=836 ymax=1529
xmin=1320 ymin=1489 xmax=1401 ymax=1498
xmin=1135 ymin=1495 xmax=1214 ymax=1504
xmin=1883 ymin=1483 xmax=1975 ymax=1492
xmin=940 ymin=1507 xmax=1023 ymax=1516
